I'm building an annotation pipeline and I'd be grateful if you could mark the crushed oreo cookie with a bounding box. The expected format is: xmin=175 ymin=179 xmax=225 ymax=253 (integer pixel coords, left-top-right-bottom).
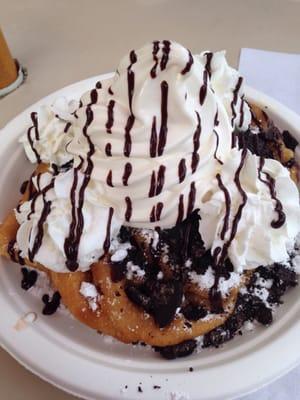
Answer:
xmin=155 ymin=339 xmax=197 ymax=360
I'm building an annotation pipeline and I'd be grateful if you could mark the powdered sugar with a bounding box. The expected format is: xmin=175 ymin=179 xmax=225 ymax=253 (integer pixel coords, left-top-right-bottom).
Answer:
xmin=188 ymin=267 xmax=214 ymax=289
xmin=79 ymin=282 xmax=100 ymax=312
xmin=219 ymin=272 xmax=241 ymax=295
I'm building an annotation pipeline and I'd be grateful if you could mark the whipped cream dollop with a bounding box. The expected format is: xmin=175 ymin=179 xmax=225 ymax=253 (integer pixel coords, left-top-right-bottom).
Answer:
xmin=16 ymin=40 xmax=299 ymax=273
xmin=16 ymin=171 xmax=121 ymax=272
xmin=20 ymin=98 xmax=78 ymax=166
xmin=199 ymin=148 xmax=300 ymax=271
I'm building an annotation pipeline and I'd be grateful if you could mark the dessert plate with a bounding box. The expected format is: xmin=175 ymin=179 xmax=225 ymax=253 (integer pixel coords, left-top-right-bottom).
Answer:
xmin=0 ymin=75 xmax=299 ymax=400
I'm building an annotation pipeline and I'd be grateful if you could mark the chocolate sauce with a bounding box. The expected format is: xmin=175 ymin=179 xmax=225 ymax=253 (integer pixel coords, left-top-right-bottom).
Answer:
xmin=108 ymin=86 xmax=114 ymax=95
xmin=27 ymin=112 xmax=41 ymax=163
xmin=20 ymin=180 xmax=28 ymax=195
xmin=103 ymin=207 xmax=114 ymax=252
xmin=160 ymin=40 xmax=171 ymax=71
xmin=150 ymin=40 xmax=160 ymax=78
xmin=148 ymin=165 xmax=166 ymax=197
xmin=106 ymin=170 xmax=113 ymax=187
xmin=181 ymin=50 xmax=194 ymax=75
xmin=258 ymin=157 xmax=286 ymax=228
xmin=213 ymin=130 xmax=223 ymax=164
xmin=88 ymin=88 xmax=98 ymax=105
xmin=178 ymin=158 xmax=186 ymax=183
xmin=106 ymin=100 xmax=115 ymax=133
xmin=230 ymin=77 xmax=243 ymax=126
xmin=238 ymin=95 xmax=245 ymax=128
xmin=204 ymin=52 xmax=213 ymax=77
xmin=150 ymin=116 xmax=157 ymax=157
xmin=158 ymin=81 xmax=169 ymax=156
xmin=176 ymin=194 xmax=184 ymax=224
xmin=124 ymin=50 xmax=137 ymax=157
xmin=214 ymin=110 xmax=219 ymax=126
xmin=7 ymin=240 xmax=24 ymax=265
xmin=105 ymin=143 xmax=112 ymax=156
xmin=150 ymin=202 xmax=164 ymax=222
xmin=42 ymin=291 xmax=61 ymax=315
xmin=122 ymin=162 xmax=132 ymax=186
xmin=187 ymin=182 xmax=196 ymax=215
xmin=199 ymin=70 xmax=208 ymax=106
xmin=64 ymin=106 xmax=95 ymax=271
xmin=95 ymin=81 xmax=102 ymax=89
xmin=21 ymin=267 xmax=38 ymax=290
xmin=125 ymin=196 xmax=132 ymax=222
xmin=28 ymin=198 xmax=52 ymax=262
xmin=64 ymin=122 xmax=72 ymax=133
xmin=191 ymin=111 xmax=201 ymax=173
xmin=216 ymin=174 xmax=231 ymax=240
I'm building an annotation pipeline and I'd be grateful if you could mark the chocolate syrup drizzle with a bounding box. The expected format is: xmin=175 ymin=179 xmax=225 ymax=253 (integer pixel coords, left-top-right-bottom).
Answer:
xmin=150 ymin=41 xmax=160 ymax=78
xmin=213 ymin=130 xmax=223 ymax=165
xmin=258 ymin=157 xmax=286 ymax=228
xmin=187 ymin=182 xmax=196 ymax=215
xmin=106 ymin=100 xmax=115 ymax=133
xmin=191 ymin=111 xmax=201 ymax=173
xmin=124 ymin=50 xmax=137 ymax=157
xmin=122 ymin=162 xmax=132 ymax=186
xmin=176 ymin=194 xmax=184 ymax=224
xmin=150 ymin=202 xmax=164 ymax=222
xmin=106 ymin=170 xmax=113 ymax=187
xmin=88 ymin=89 xmax=98 ymax=106
xmin=149 ymin=165 xmax=166 ymax=197
xmin=103 ymin=207 xmax=114 ymax=252
xmin=105 ymin=143 xmax=112 ymax=156
xmin=199 ymin=70 xmax=208 ymax=106
xmin=64 ymin=107 xmax=95 ymax=271
xmin=209 ymin=147 xmax=248 ymax=312
xmin=178 ymin=159 xmax=187 ymax=183
xmin=150 ymin=116 xmax=158 ymax=157
xmin=160 ymin=40 xmax=171 ymax=71
xmin=125 ymin=196 xmax=132 ymax=222
xmin=230 ymin=77 xmax=243 ymax=127
xmin=181 ymin=49 xmax=194 ymax=75
xmin=157 ymin=81 xmax=169 ymax=156
xmin=216 ymin=174 xmax=231 ymax=240
xmin=64 ymin=122 xmax=72 ymax=133
xmin=27 ymin=112 xmax=41 ymax=163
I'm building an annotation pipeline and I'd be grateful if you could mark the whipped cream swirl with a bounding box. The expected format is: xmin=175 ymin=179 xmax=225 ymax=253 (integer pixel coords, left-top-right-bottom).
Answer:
xmin=16 ymin=40 xmax=299 ymax=273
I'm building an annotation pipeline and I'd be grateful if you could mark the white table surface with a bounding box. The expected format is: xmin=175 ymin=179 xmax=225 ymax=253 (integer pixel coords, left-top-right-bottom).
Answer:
xmin=1 ymin=1 xmax=300 ymax=399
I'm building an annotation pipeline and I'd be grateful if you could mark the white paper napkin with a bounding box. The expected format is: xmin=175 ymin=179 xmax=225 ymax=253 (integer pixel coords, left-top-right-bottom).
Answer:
xmin=238 ymin=48 xmax=300 ymax=400
xmin=239 ymin=48 xmax=300 ymax=115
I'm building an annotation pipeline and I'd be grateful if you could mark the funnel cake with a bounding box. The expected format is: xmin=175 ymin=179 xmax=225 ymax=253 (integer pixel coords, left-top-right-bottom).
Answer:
xmin=0 ymin=41 xmax=299 ymax=359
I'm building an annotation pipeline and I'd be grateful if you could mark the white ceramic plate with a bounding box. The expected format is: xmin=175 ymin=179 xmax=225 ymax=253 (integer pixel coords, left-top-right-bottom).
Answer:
xmin=0 ymin=75 xmax=300 ymax=400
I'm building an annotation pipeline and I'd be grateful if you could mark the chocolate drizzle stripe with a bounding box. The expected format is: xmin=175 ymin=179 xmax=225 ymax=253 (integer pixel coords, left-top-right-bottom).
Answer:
xmin=181 ymin=50 xmax=194 ymax=75
xmin=216 ymin=174 xmax=231 ymax=240
xmin=150 ymin=202 xmax=164 ymax=222
xmin=122 ymin=162 xmax=132 ymax=186
xmin=64 ymin=122 xmax=72 ymax=133
xmin=108 ymin=86 xmax=114 ymax=95
xmin=124 ymin=50 xmax=137 ymax=157
xmin=88 ymin=89 xmax=98 ymax=105
xmin=103 ymin=207 xmax=114 ymax=252
xmin=191 ymin=111 xmax=201 ymax=172
xmin=238 ymin=95 xmax=245 ymax=128
xmin=230 ymin=77 xmax=243 ymax=126
xmin=125 ymin=196 xmax=132 ymax=222
xmin=158 ymin=81 xmax=169 ymax=156
xmin=204 ymin=52 xmax=213 ymax=78
xmin=95 ymin=81 xmax=102 ymax=89
xmin=160 ymin=40 xmax=171 ymax=71
xmin=176 ymin=194 xmax=184 ymax=224
xmin=150 ymin=116 xmax=157 ymax=157
xmin=258 ymin=157 xmax=286 ymax=228
xmin=187 ymin=182 xmax=196 ymax=215
xmin=106 ymin=170 xmax=113 ymax=187
xmin=156 ymin=165 xmax=166 ymax=195
xmin=213 ymin=130 xmax=224 ymax=165
xmin=199 ymin=70 xmax=208 ymax=106
xmin=27 ymin=112 xmax=41 ymax=163
xmin=64 ymin=107 xmax=95 ymax=271
xmin=105 ymin=143 xmax=112 ymax=156
xmin=217 ymin=147 xmax=248 ymax=266
xmin=150 ymin=40 xmax=160 ymax=78
xmin=106 ymin=100 xmax=115 ymax=133
xmin=178 ymin=158 xmax=186 ymax=183
xmin=28 ymin=179 xmax=55 ymax=262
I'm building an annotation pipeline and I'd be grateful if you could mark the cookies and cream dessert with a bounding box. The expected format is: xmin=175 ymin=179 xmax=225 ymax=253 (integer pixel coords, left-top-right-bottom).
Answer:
xmin=1 ymin=40 xmax=299 ymax=358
